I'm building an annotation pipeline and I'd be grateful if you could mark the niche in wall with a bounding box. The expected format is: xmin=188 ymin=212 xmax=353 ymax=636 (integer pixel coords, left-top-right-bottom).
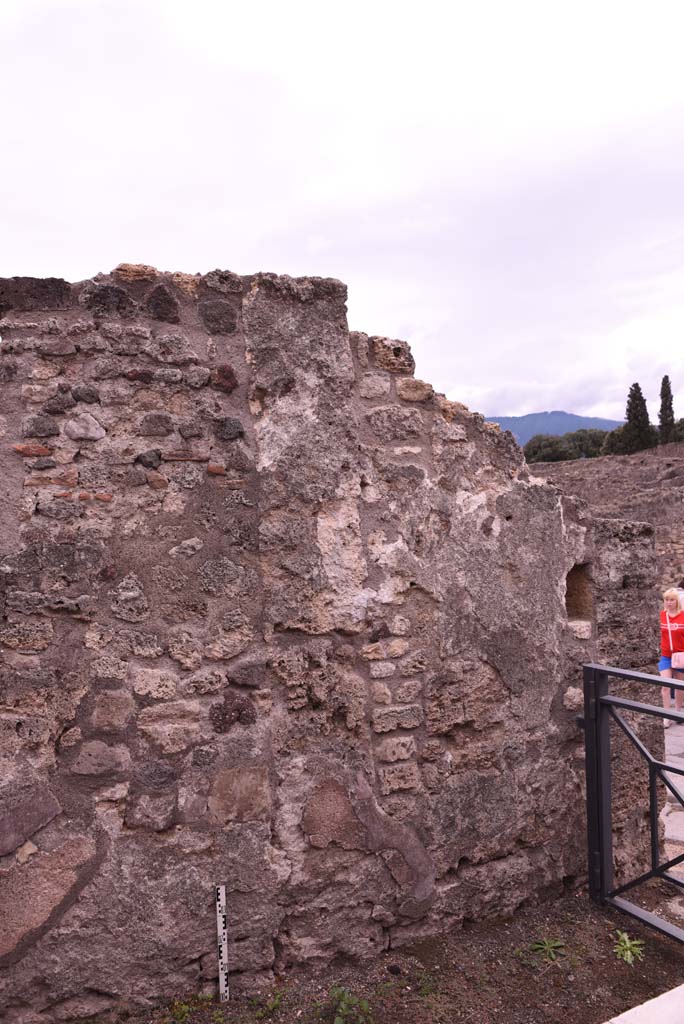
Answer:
xmin=565 ymin=562 xmax=593 ymax=621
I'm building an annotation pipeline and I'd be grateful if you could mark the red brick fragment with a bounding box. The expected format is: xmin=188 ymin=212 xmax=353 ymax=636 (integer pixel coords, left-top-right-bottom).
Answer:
xmin=55 ymin=491 xmax=74 ymax=499
xmin=207 ymin=463 xmax=227 ymax=476
xmin=162 ymin=450 xmax=210 ymax=462
xmin=94 ymin=492 xmax=113 ymax=502
xmin=12 ymin=443 xmax=53 ymax=457
xmin=79 ymin=491 xmax=92 ymax=501
xmin=23 ymin=466 xmax=78 ymax=488
xmin=210 ymin=364 xmax=238 ymax=393
xmin=146 ymin=470 xmax=169 ymax=490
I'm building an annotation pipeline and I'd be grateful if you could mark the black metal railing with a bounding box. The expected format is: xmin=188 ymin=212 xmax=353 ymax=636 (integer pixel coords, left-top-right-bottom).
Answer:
xmin=584 ymin=663 xmax=684 ymax=942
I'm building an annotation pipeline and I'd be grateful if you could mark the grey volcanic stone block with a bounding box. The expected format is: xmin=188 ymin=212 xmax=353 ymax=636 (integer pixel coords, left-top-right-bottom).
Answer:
xmin=199 ymin=298 xmax=238 ymax=334
xmin=139 ymin=412 xmax=174 ymax=436
xmin=43 ymin=389 xmax=77 ymax=414
xmin=70 ymin=741 xmax=131 ymax=776
xmin=22 ymin=414 xmax=60 ymax=437
xmin=71 ymin=384 xmax=100 ymax=404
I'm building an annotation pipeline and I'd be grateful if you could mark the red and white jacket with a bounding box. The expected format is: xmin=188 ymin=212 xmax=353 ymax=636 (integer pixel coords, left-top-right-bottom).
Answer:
xmin=660 ymin=610 xmax=684 ymax=657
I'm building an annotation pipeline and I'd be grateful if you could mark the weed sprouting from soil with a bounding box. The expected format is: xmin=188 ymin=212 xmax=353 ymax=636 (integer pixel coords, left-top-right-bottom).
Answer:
xmin=613 ymin=930 xmax=646 ymax=966
xmin=328 ymin=985 xmax=372 ymax=1024
xmin=529 ymin=937 xmax=567 ymax=963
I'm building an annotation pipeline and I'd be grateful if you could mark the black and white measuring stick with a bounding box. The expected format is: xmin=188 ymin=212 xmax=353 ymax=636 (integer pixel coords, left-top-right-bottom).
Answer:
xmin=215 ymin=885 xmax=229 ymax=1002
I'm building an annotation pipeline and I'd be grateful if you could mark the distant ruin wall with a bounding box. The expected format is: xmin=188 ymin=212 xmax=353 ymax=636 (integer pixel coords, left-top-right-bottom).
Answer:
xmin=537 ymin=445 xmax=684 ymax=598
xmin=0 ymin=267 xmax=658 ymax=1021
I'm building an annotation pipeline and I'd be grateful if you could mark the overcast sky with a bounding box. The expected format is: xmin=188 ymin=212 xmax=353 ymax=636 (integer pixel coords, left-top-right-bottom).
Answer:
xmin=3 ymin=0 xmax=684 ymax=420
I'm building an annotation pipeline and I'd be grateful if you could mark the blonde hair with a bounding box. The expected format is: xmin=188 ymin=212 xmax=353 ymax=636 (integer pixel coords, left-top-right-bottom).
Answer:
xmin=663 ymin=588 xmax=682 ymax=610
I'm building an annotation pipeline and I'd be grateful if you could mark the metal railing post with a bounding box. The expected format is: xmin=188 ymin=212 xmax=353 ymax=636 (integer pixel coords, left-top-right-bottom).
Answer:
xmin=584 ymin=665 xmax=613 ymax=902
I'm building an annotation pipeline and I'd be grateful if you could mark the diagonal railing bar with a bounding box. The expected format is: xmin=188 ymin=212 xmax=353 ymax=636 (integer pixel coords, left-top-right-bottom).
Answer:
xmin=655 ymin=764 xmax=684 ymax=810
xmin=608 ymin=707 xmax=684 ymax=810
xmin=662 ymin=871 xmax=684 ymax=890
xmin=608 ymin=706 xmax=656 ymax=765
xmin=608 ymin=896 xmax=684 ymax=943
xmin=609 ymin=849 xmax=684 ymax=899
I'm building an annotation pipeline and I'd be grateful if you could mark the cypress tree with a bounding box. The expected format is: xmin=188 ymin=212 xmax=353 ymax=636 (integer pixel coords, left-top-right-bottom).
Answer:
xmin=622 ymin=382 xmax=658 ymax=453
xmin=659 ymin=374 xmax=675 ymax=444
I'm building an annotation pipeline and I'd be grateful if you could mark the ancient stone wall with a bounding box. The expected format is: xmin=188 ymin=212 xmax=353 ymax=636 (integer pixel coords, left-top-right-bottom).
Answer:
xmin=532 ymin=452 xmax=681 ymax=882
xmin=0 ymin=267 xmax=657 ymax=1021
xmin=536 ymin=444 xmax=684 ymax=597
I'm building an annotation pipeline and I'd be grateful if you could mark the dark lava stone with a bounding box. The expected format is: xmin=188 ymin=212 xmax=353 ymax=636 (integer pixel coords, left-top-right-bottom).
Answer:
xmin=43 ymin=390 xmax=76 ymax=414
xmin=0 ymin=277 xmax=72 ymax=316
xmin=209 ymin=693 xmax=257 ymax=733
xmin=192 ymin=746 xmax=218 ymax=767
xmin=0 ymin=362 xmax=18 ymax=382
xmin=179 ymin=420 xmax=203 ymax=440
xmin=135 ymin=449 xmax=162 ymax=469
xmin=134 ymin=760 xmax=178 ymax=792
xmin=81 ymin=283 xmax=137 ymax=318
xmin=72 ymin=384 xmax=100 ymax=404
xmin=23 ymin=414 xmax=60 ymax=438
xmin=199 ymin=299 xmax=238 ymax=335
xmin=145 ymin=284 xmax=180 ymax=324
xmin=213 ymin=417 xmax=244 ymax=442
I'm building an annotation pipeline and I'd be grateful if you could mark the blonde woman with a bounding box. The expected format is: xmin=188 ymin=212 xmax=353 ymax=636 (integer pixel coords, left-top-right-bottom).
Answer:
xmin=659 ymin=588 xmax=684 ymax=725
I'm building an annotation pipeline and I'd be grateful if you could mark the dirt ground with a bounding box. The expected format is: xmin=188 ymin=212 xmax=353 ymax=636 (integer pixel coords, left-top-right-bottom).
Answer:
xmin=101 ymin=885 xmax=684 ymax=1024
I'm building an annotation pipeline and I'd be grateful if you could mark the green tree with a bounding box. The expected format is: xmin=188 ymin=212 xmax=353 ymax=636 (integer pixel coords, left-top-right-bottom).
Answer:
xmin=659 ymin=375 xmax=675 ymax=444
xmin=621 ymin=382 xmax=658 ymax=454
xmin=564 ymin=428 xmax=608 ymax=458
xmin=602 ymin=425 xmax=628 ymax=455
xmin=524 ymin=434 xmax=576 ymax=463
xmin=524 ymin=428 xmax=608 ymax=463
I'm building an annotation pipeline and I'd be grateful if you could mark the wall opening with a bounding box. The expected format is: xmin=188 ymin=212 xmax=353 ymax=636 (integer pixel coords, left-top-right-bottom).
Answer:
xmin=565 ymin=562 xmax=593 ymax=620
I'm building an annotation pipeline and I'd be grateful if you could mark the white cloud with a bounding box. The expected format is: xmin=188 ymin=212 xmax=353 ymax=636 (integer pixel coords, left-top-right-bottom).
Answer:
xmin=3 ymin=0 xmax=684 ymax=419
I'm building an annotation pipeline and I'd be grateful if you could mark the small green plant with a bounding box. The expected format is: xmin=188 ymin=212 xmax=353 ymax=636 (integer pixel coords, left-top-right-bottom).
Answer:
xmin=329 ymin=985 xmax=372 ymax=1024
xmin=255 ymin=990 xmax=284 ymax=1019
xmin=373 ymin=981 xmax=395 ymax=998
xmin=416 ymin=971 xmax=437 ymax=996
xmin=614 ymin=930 xmax=645 ymax=965
xmin=529 ymin=938 xmax=566 ymax=963
xmin=169 ymin=1001 xmax=192 ymax=1024
xmin=513 ymin=945 xmax=535 ymax=967
xmin=211 ymin=1012 xmax=224 ymax=1024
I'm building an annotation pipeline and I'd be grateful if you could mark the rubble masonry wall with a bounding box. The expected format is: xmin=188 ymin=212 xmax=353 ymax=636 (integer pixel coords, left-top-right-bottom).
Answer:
xmin=0 ymin=266 xmax=658 ymax=1021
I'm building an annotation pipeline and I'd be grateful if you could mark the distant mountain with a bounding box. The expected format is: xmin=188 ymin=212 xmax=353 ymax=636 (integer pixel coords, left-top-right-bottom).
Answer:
xmin=485 ymin=410 xmax=622 ymax=446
